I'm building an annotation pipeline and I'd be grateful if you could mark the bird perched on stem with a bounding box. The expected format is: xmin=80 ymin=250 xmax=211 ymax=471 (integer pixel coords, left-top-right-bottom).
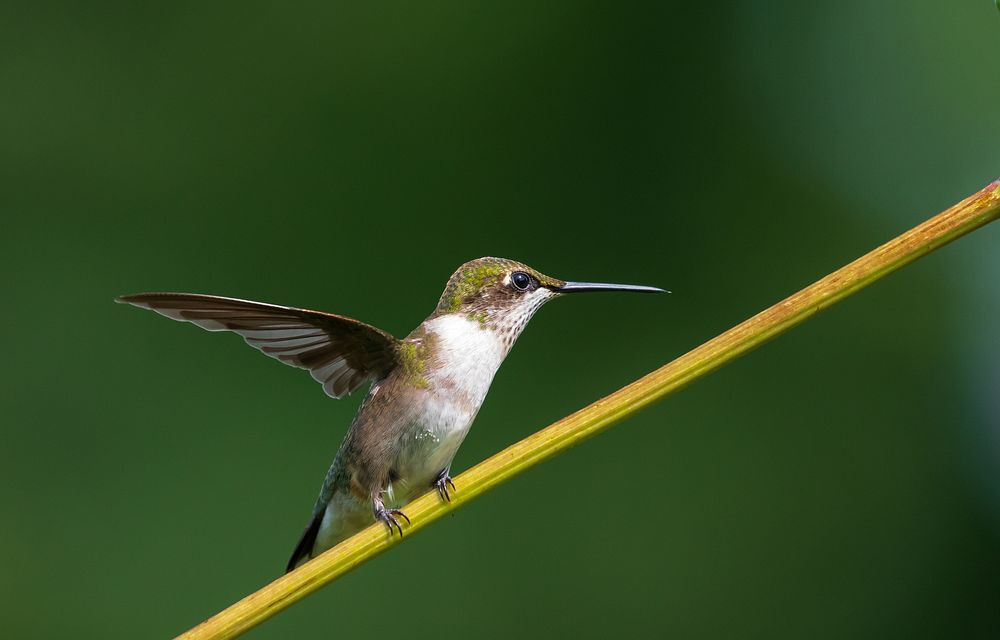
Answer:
xmin=117 ymin=257 xmax=665 ymax=572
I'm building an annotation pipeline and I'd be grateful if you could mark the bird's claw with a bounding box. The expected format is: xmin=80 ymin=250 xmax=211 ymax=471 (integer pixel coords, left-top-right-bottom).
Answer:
xmin=434 ymin=470 xmax=457 ymax=502
xmin=376 ymin=507 xmax=410 ymax=538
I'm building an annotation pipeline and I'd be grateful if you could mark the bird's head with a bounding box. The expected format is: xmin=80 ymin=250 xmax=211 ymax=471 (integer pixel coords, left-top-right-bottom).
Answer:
xmin=434 ymin=257 xmax=666 ymax=343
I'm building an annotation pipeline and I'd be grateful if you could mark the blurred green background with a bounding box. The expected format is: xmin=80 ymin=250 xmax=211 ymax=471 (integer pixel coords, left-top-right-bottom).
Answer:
xmin=2 ymin=2 xmax=999 ymax=638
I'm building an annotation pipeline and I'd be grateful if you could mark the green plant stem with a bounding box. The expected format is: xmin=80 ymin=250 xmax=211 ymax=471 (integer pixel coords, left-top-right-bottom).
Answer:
xmin=176 ymin=179 xmax=1000 ymax=640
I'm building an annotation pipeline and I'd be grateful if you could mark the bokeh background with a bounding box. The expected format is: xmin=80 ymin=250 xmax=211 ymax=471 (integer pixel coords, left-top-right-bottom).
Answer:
xmin=2 ymin=2 xmax=999 ymax=638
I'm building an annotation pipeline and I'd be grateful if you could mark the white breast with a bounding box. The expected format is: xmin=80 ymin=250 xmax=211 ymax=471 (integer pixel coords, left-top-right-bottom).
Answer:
xmin=387 ymin=314 xmax=508 ymax=502
xmin=424 ymin=314 xmax=509 ymax=406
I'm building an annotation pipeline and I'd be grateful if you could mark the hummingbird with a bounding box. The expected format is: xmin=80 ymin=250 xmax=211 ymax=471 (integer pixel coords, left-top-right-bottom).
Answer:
xmin=116 ymin=257 xmax=665 ymax=572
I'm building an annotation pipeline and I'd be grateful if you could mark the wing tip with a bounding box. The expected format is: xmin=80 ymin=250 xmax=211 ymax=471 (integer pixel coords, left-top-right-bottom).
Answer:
xmin=115 ymin=293 xmax=154 ymax=309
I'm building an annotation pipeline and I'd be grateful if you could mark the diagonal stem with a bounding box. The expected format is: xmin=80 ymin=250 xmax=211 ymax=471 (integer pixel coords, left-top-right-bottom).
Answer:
xmin=176 ymin=179 xmax=1000 ymax=640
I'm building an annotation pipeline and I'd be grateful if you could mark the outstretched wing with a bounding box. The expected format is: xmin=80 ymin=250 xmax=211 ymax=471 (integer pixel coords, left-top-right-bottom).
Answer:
xmin=116 ymin=292 xmax=400 ymax=398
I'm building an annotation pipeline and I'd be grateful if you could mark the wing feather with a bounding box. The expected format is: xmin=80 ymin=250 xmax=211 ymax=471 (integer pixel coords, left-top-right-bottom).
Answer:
xmin=116 ymin=292 xmax=400 ymax=398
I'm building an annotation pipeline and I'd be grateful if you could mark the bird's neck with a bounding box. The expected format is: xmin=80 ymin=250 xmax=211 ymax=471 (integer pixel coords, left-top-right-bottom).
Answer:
xmin=416 ymin=313 xmax=511 ymax=404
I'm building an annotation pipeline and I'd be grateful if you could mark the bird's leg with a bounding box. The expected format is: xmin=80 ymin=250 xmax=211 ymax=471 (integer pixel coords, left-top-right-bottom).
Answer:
xmin=373 ymin=495 xmax=409 ymax=538
xmin=433 ymin=468 xmax=457 ymax=502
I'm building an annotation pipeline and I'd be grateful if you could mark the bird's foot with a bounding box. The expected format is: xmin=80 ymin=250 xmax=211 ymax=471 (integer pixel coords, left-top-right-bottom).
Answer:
xmin=375 ymin=505 xmax=410 ymax=538
xmin=434 ymin=469 xmax=457 ymax=502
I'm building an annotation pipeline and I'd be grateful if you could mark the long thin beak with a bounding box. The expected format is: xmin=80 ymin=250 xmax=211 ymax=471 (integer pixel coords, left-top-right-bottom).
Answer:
xmin=551 ymin=281 xmax=669 ymax=294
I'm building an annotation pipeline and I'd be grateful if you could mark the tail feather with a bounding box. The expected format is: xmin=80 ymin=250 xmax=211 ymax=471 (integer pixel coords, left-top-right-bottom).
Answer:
xmin=285 ymin=511 xmax=324 ymax=573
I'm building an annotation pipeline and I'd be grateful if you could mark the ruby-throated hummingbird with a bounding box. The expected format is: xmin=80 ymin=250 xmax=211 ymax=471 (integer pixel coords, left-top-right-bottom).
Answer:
xmin=117 ymin=257 xmax=665 ymax=572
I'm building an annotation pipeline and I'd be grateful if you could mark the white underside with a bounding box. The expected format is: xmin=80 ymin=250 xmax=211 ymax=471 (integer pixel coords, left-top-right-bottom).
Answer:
xmin=314 ymin=314 xmax=511 ymax=551
xmin=391 ymin=314 xmax=509 ymax=500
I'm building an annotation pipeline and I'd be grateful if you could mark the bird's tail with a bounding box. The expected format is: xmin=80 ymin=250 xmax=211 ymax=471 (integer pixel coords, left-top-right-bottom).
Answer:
xmin=285 ymin=510 xmax=324 ymax=573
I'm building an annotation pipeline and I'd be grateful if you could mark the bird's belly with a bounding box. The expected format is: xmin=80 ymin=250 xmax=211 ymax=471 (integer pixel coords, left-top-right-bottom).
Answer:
xmin=388 ymin=398 xmax=478 ymax=505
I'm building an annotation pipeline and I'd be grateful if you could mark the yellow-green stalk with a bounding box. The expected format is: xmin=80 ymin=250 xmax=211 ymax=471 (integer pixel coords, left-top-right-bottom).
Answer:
xmin=176 ymin=179 xmax=1000 ymax=640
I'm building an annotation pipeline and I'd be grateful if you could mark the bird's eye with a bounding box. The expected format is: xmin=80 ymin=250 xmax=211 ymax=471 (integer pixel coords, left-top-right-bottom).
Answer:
xmin=510 ymin=271 xmax=532 ymax=292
